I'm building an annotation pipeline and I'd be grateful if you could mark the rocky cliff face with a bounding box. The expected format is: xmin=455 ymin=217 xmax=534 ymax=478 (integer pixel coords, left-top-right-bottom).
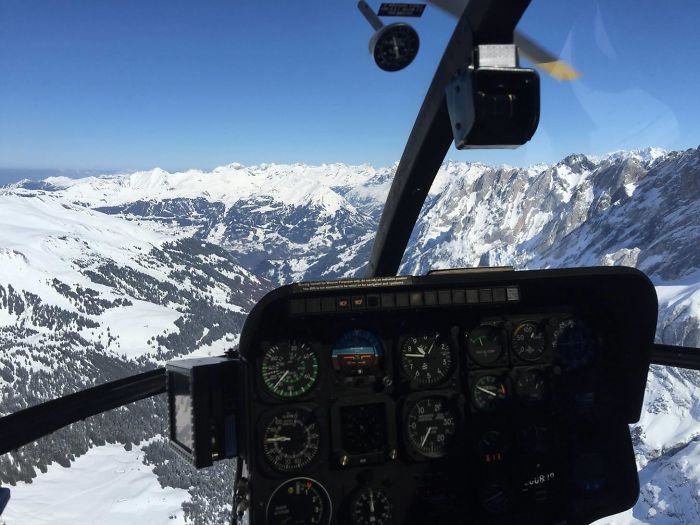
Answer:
xmin=2 ymin=147 xmax=699 ymax=523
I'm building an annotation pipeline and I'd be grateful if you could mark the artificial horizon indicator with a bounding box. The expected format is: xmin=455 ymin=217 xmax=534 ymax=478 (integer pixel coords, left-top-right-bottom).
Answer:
xmin=332 ymin=330 xmax=383 ymax=376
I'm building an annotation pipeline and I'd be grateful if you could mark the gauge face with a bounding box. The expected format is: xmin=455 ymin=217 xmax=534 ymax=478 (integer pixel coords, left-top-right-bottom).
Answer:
xmin=552 ymin=319 xmax=595 ymax=370
xmin=263 ymin=408 xmax=320 ymax=472
xmin=266 ymin=478 xmax=332 ymax=525
xmin=406 ymin=396 xmax=457 ymax=458
xmin=512 ymin=321 xmax=546 ymax=362
xmin=261 ymin=341 xmax=319 ymax=398
xmin=466 ymin=325 xmax=503 ymax=366
xmin=471 ymin=375 xmax=508 ymax=412
xmin=372 ymin=23 xmax=420 ymax=72
xmin=340 ymin=403 xmax=388 ymax=455
xmin=400 ymin=333 xmax=453 ymax=386
xmin=350 ymin=487 xmax=393 ymax=525
xmin=515 ymin=369 xmax=548 ymax=403
xmin=332 ymin=330 xmax=383 ymax=376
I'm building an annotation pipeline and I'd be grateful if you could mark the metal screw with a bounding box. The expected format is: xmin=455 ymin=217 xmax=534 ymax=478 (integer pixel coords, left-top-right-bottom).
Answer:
xmin=340 ymin=455 xmax=349 ymax=466
xmin=389 ymin=449 xmax=398 ymax=460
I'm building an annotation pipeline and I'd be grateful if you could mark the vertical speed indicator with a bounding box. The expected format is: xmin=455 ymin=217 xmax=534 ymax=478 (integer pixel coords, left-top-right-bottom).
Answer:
xmin=261 ymin=341 xmax=319 ymax=399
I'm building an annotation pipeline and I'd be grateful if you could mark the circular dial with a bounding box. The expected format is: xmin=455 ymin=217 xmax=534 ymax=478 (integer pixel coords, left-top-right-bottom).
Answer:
xmin=262 ymin=408 xmax=320 ymax=472
xmin=512 ymin=321 xmax=546 ymax=362
xmin=466 ymin=325 xmax=503 ymax=366
xmin=350 ymin=487 xmax=393 ymax=525
xmin=261 ymin=341 xmax=319 ymax=398
xmin=472 ymin=375 xmax=508 ymax=412
xmin=332 ymin=330 xmax=383 ymax=376
xmin=266 ymin=478 xmax=332 ymax=525
xmin=400 ymin=333 xmax=454 ymax=386
xmin=515 ymin=369 xmax=547 ymax=403
xmin=406 ymin=396 xmax=457 ymax=458
xmin=372 ymin=23 xmax=420 ymax=72
xmin=552 ymin=319 xmax=595 ymax=370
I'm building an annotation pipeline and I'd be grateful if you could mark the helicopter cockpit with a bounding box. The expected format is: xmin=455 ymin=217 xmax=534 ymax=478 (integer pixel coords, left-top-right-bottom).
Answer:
xmin=0 ymin=1 xmax=699 ymax=525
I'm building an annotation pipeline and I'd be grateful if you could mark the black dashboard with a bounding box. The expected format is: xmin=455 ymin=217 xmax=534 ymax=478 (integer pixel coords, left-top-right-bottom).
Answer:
xmin=237 ymin=267 xmax=657 ymax=525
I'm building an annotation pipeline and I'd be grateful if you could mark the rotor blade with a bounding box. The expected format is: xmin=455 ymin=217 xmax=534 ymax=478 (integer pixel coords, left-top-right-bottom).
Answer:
xmin=427 ymin=0 xmax=467 ymax=18
xmin=427 ymin=0 xmax=580 ymax=80
xmin=514 ymin=31 xmax=581 ymax=80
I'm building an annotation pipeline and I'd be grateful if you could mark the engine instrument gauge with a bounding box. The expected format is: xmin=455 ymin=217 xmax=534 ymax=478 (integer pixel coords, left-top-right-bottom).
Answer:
xmin=262 ymin=408 xmax=320 ymax=472
xmin=471 ymin=375 xmax=508 ymax=412
xmin=400 ymin=333 xmax=454 ymax=386
xmin=466 ymin=325 xmax=503 ymax=366
xmin=371 ymin=23 xmax=420 ymax=72
xmin=332 ymin=330 xmax=383 ymax=376
xmin=515 ymin=369 xmax=548 ymax=403
xmin=406 ymin=395 xmax=457 ymax=458
xmin=266 ymin=477 xmax=332 ymax=525
xmin=261 ymin=341 xmax=318 ymax=398
xmin=552 ymin=319 xmax=595 ymax=370
xmin=512 ymin=321 xmax=546 ymax=362
xmin=349 ymin=486 xmax=393 ymax=525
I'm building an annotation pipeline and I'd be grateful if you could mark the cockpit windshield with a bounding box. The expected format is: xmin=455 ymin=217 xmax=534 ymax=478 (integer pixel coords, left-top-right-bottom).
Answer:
xmin=0 ymin=2 xmax=698 ymax=524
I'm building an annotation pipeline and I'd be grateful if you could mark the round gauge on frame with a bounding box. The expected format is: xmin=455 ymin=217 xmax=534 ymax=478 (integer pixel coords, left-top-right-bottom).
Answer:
xmin=332 ymin=329 xmax=383 ymax=377
xmin=266 ymin=477 xmax=332 ymax=525
xmin=349 ymin=486 xmax=393 ymax=525
xmin=262 ymin=408 xmax=321 ymax=473
xmin=405 ymin=395 xmax=458 ymax=459
xmin=260 ymin=341 xmax=319 ymax=399
xmin=471 ymin=375 xmax=508 ymax=412
xmin=465 ymin=325 xmax=504 ymax=366
xmin=371 ymin=23 xmax=420 ymax=72
xmin=512 ymin=321 xmax=546 ymax=362
xmin=515 ymin=369 xmax=548 ymax=403
xmin=552 ymin=319 xmax=595 ymax=370
xmin=399 ymin=333 xmax=454 ymax=386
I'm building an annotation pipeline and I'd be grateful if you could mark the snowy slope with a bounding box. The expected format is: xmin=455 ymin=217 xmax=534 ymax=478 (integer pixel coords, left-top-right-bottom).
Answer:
xmin=1 ymin=147 xmax=699 ymax=524
xmin=2 ymin=440 xmax=189 ymax=525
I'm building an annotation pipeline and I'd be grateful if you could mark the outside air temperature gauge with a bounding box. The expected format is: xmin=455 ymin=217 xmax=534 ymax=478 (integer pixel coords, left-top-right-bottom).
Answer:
xmin=358 ymin=0 xmax=420 ymax=72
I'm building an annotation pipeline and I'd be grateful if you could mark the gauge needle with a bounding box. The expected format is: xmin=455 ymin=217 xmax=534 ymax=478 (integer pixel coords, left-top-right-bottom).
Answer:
xmin=420 ymin=426 xmax=434 ymax=447
xmin=369 ymin=489 xmax=375 ymax=513
xmin=477 ymin=386 xmax=498 ymax=397
xmin=273 ymin=370 xmax=289 ymax=389
xmin=265 ymin=436 xmax=292 ymax=443
xmin=405 ymin=353 xmax=426 ymax=358
xmin=426 ymin=333 xmax=439 ymax=356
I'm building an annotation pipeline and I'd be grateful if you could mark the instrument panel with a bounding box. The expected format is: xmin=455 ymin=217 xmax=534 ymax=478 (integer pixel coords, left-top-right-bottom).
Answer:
xmin=238 ymin=267 xmax=657 ymax=525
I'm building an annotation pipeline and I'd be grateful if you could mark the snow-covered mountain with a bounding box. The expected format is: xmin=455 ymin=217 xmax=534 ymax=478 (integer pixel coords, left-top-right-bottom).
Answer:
xmin=1 ymin=146 xmax=699 ymax=524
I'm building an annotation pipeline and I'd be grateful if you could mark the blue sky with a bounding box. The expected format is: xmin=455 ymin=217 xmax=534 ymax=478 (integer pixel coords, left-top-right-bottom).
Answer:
xmin=1 ymin=0 xmax=700 ymax=179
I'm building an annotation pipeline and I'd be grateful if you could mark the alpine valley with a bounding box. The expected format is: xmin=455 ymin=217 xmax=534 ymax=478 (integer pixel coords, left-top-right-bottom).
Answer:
xmin=1 ymin=146 xmax=699 ymax=524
